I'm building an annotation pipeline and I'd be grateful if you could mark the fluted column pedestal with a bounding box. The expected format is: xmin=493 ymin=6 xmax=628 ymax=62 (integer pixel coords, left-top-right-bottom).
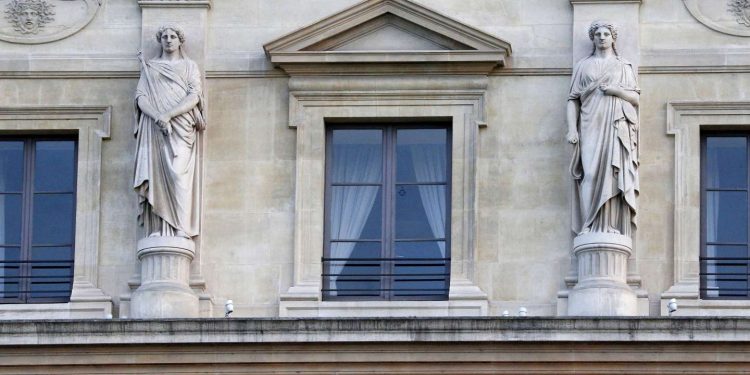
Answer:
xmin=130 ymin=237 xmax=199 ymax=318
xmin=567 ymin=233 xmax=637 ymax=316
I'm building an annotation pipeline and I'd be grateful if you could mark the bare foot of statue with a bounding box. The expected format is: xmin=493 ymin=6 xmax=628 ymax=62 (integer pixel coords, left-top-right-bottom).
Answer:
xmin=148 ymin=231 xmax=161 ymax=237
xmin=176 ymin=230 xmax=189 ymax=239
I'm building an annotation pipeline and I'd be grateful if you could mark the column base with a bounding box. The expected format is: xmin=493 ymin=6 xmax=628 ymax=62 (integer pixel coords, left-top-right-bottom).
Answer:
xmin=566 ymin=233 xmax=638 ymax=316
xmin=129 ymin=236 xmax=200 ymax=319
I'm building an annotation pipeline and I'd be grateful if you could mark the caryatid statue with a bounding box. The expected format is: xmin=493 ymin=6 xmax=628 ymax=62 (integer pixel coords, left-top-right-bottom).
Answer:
xmin=566 ymin=20 xmax=639 ymax=238
xmin=134 ymin=24 xmax=205 ymax=239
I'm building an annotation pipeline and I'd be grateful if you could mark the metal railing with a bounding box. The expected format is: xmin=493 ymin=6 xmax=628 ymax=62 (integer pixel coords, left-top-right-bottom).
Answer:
xmin=322 ymin=257 xmax=450 ymax=299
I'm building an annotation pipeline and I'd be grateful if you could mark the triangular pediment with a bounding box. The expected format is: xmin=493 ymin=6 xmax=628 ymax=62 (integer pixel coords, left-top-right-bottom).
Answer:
xmin=264 ymin=0 xmax=511 ymax=74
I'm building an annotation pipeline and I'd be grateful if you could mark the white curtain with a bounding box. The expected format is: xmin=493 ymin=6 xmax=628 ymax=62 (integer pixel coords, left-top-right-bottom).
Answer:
xmin=329 ymin=144 xmax=381 ymax=293
xmin=410 ymin=144 xmax=446 ymax=257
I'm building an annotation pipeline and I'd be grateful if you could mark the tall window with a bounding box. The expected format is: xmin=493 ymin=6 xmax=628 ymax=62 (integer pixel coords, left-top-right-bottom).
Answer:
xmin=323 ymin=124 xmax=450 ymax=301
xmin=701 ymin=134 xmax=750 ymax=298
xmin=0 ymin=138 xmax=77 ymax=303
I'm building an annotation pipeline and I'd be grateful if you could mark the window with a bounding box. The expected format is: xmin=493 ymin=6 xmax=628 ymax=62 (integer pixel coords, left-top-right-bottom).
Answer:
xmin=0 ymin=137 xmax=77 ymax=303
xmin=701 ymin=133 xmax=750 ymax=298
xmin=323 ymin=124 xmax=450 ymax=301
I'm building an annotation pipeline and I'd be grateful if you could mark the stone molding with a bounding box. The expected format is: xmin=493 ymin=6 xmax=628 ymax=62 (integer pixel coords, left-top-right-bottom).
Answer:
xmin=263 ymin=0 xmax=511 ymax=75
xmin=4 ymin=318 xmax=750 ymax=345
xmin=0 ymin=106 xmax=113 ymax=319
xmin=279 ymin=76 xmax=489 ymax=316
xmin=137 ymin=0 xmax=211 ymax=9
xmin=663 ymin=101 xmax=750 ymax=315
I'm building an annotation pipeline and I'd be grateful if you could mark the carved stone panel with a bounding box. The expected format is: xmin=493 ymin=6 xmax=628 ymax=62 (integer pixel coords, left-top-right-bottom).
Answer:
xmin=684 ymin=0 xmax=750 ymax=37
xmin=0 ymin=0 xmax=100 ymax=44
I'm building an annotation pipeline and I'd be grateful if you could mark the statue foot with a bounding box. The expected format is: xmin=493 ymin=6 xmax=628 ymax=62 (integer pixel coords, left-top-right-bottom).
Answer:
xmin=606 ymin=227 xmax=621 ymax=234
xmin=148 ymin=231 xmax=161 ymax=237
xmin=176 ymin=230 xmax=190 ymax=239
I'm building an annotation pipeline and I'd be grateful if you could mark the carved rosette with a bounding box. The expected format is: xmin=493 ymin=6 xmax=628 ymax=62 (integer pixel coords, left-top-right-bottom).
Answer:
xmin=0 ymin=0 xmax=101 ymax=44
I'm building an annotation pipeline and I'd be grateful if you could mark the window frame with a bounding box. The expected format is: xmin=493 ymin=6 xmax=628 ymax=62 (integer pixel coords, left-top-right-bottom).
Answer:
xmin=322 ymin=123 xmax=452 ymax=301
xmin=700 ymin=132 xmax=750 ymax=299
xmin=0 ymin=136 xmax=78 ymax=304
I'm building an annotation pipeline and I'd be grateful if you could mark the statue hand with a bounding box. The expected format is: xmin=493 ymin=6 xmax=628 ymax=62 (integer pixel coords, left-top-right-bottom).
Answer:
xmin=566 ymin=130 xmax=579 ymax=144
xmin=599 ymin=84 xmax=620 ymax=96
xmin=155 ymin=113 xmax=172 ymax=135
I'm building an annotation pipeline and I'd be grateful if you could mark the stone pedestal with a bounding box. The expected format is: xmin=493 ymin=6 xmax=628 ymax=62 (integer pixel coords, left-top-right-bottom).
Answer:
xmin=567 ymin=233 xmax=637 ymax=316
xmin=130 ymin=236 xmax=199 ymax=318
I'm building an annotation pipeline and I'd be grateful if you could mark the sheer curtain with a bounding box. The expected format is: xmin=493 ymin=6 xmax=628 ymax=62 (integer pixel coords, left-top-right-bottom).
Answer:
xmin=329 ymin=143 xmax=381 ymax=292
xmin=410 ymin=144 xmax=446 ymax=257
xmin=706 ymin=146 xmax=719 ymax=296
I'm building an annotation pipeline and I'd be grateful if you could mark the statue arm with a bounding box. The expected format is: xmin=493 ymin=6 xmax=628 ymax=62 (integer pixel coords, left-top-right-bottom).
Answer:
xmin=600 ymin=85 xmax=639 ymax=106
xmin=137 ymin=96 xmax=160 ymax=122
xmin=566 ymin=99 xmax=580 ymax=144
xmin=163 ymin=93 xmax=200 ymax=120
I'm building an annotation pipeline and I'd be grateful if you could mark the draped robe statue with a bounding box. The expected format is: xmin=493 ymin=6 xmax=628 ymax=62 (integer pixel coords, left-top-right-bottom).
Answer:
xmin=567 ymin=22 xmax=639 ymax=237
xmin=134 ymin=25 xmax=205 ymax=239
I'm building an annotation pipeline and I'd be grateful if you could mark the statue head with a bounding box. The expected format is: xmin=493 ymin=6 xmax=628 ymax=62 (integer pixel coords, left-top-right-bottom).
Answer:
xmin=588 ymin=20 xmax=618 ymax=55
xmin=5 ymin=0 xmax=55 ymax=35
xmin=155 ymin=24 xmax=186 ymax=54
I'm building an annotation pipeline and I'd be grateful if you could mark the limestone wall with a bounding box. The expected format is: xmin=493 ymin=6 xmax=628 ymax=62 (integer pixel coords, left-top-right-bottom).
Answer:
xmin=0 ymin=0 xmax=748 ymax=318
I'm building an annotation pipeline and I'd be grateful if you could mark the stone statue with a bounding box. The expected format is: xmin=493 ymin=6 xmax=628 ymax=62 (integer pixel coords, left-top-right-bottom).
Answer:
xmin=134 ymin=24 xmax=205 ymax=239
xmin=566 ymin=20 xmax=639 ymax=237
xmin=5 ymin=0 xmax=55 ymax=34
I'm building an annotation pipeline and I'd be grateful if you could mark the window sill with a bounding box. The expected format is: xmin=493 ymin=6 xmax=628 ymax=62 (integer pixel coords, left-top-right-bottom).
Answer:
xmin=0 ymin=299 xmax=112 ymax=320
xmin=280 ymin=299 xmax=487 ymax=318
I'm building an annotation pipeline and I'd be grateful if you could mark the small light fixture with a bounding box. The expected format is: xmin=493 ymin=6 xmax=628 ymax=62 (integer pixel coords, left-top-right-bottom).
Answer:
xmin=224 ymin=299 xmax=234 ymax=318
xmin=667 ymin=298 xmax=678 ymax=316
xmin=502 ymin=310 xmax=509 ymax=317
xmin=518 ymin=307 xmax=528 ymax=317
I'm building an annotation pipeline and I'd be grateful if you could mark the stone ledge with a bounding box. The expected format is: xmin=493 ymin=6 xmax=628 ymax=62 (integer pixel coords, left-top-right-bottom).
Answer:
xmin=3 ymin=318 xmax=750 ymax=345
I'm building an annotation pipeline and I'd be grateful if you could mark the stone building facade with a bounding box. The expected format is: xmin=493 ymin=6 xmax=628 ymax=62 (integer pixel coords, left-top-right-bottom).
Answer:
xmin=2 ymin=0 xmax=750 ymax=372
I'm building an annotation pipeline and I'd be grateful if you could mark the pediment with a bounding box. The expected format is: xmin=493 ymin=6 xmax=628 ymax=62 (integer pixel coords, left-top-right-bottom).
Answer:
xmin=264 ymin=0 xmax=511 ymax=74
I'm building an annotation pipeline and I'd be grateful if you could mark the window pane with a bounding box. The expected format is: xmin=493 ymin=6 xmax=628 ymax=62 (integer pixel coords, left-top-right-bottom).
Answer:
xmin=396 ymin=129 xmax=447 ymax=183
xmin=706 ymin=137 xmax=747 ymax=189
xmin=0 ymin=141 xmax=23 ymax=192
xmin=0 ymin=194 xmax=22 ymax=245
xmin=32 ymin=246 xmax=73 ymax=262
xmin=395 ymin=185 xmax=446 ymax=239
xmin=0 ymin=247 xmax=20 ymax=300
xmin=34 ymin=141 xmax=76 ymax=192
xmin=706 ymin=191 xmax=748 ymax=244
xmin=32 ymin=193 xmax=75 ymax=245
xmin=331 ymin=129 xmax=382 ymax=184
xmin=30 ymin=260 xmax=73 ymax=299
xmin=330 ymin=241 xmax=380 ymax=260
xmin=30 ymin=280 xmax=72 ymax=299
xmin=706 ymin=245 xmax=748 ymax=259
xmin=0 ymin=246 xmax=20 ymax=263
xmin=330 ymin=186 xmax=381 ymax=240
xmin=395 ymin=241 xmax=447 ymax=259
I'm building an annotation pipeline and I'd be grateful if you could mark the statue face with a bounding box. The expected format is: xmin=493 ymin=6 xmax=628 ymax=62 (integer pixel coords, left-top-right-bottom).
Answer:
xmin=160 ymin=29 xmax=181 ymax=54
xmin=594 ymin=26 xmax=615 ymax=50
xmin=18 ymin=6 xmax=40 ymax=33
xmin=592 ymin=26 xmax=613 ymax=51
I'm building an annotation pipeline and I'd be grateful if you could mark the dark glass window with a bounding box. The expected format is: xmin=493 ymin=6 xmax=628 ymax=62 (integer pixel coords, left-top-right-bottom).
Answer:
xmin=323 ymin=124 xmax=450 ymax=300
xmin=701 ymin=134 xmax=750 ymax=298
xmin=0 ymin=138 xmax=76 ymax=303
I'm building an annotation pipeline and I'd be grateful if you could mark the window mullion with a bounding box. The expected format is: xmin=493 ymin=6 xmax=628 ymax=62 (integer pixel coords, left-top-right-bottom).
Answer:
xmin=383 ymin=126 xmax=394 ymax=301
xmin=20 ymin=140 xmax=34 ymax=303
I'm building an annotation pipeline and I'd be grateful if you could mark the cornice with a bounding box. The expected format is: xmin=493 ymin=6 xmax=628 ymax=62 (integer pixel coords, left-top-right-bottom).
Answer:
xmin=138 ymin=0 xmax=211 ymax=9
